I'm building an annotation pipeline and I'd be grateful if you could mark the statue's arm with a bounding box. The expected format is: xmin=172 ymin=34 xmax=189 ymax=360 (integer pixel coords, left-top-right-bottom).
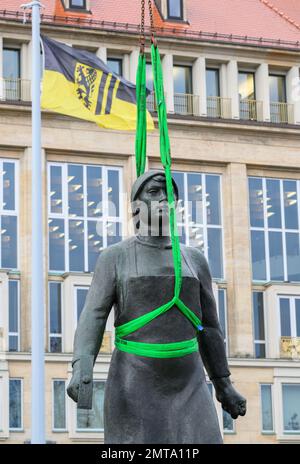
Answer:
xmin=67 ymin=247 xmax=116 ymax=404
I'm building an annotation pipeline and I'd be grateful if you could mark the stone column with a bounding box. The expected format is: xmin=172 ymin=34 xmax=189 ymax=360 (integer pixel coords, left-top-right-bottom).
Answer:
xmin=224 ymin=163 xmax=253 ymax=357
xmin=193 ymin=56 xmax=207 ymax=116
xmin=162 ymin=53 xmax=174 ymax=113
xmin=0 ymin=36 xmax=3 ymax=99
xmin=227 ymin=60 xmax=239 ymax=119
xmin=286 ymin=66 xmax=300 ymax=125
xmin=123 ymin=53 xmax=130 ymax=80
xmin=129 ymin=49 xmax=139 ymax=84
xmin=255 ymin=63 xmax=270 ymax=122
xmin=96 ymin=46 xmax=107 ymax=64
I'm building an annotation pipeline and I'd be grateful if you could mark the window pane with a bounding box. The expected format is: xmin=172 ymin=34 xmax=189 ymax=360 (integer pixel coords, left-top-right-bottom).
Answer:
xmin=76 ymin=288 xmax=89 ymax=322
xmin=49 ymin=282 xmax=62 ymax=335
xmin=9 ymin=280 xmax=18 ymax=334
xmin=173 ymin=66 xmax=192 ymax=94
xmin=187 ymin=173 xmax=203 ymax=224
xmin=266 ymin=179 xmax=281 ymax=228
xmin=286 ymin=233 xmax=300 ymax=282
xmin=269 ymin=75 xmax=286 ymax=102
xmin=1 ymin=215 xmax=17 ymax=269
xmin=68 ymin=165 xmax=84 ymax=217
xmin=168 ymin=0 xmax=182 ymax=18
xmin=206 ymin=175 xmax=220 ymax=225
xmin=238 ymin=72 xmax=255 ymax=100
xmin=3 ymin=49 xmax=20 ymax=79
xmin=280 ymin=298 xmax=291 ymax=337
xmin=218 ymin=289 xmax=226 ymax=339
xmin=188 ymin=226 xmax=204 ymax=252
xmin=249 ymin=178 xmax=264 ymax=228
xmin=88 ymin=221 xmax=103 ymax=272
xmin=253 ymin=292 xmax=265 ymax=341
xmin=69 ymin=219 xmax=84 ymax=272
xmin=295 ymin=299 xmax=300 ymax=337
xmin=223 ymin=410 xmax=234 ymax=432
xmin=107 ymin=59 xmax=122 ymax=76
xmin=283 ymin=180 xmax=298 ymax=230
xmin=77 ymin=381 xmax=105 ymax=430
xmin=9 ymin=335 xmax=18 ymax=352
xmin=9 ymin=379 xmax=22 ymax=429
xmin=251 ymin=230 xmax=266 ymax=280
xmin=3 ymin=162 xmax=15 ymax=210
xmin=207 ymin=228 xmax=223 ymax=279
xmin=50 ymin=337 xmax=62 ymax=353
xmin=282 ymin=384 xmax=300 ymax=433
xmin=108 ymin=170 xmax=120 ymax=217
xmin=261 ymin=385 xmax=273 ymax=431
xmin=173 ymin=172 xmax=185 ymax=224
xmin=107 ymin=222 xmax=122 ymax=248
xmin=146 ymin=63 xmax=154 ymax=91
xmin=206 ymin=69 xmax=219 ymax=97
xmin=50 ymin=165 xmax=63 ymax=214
xmin=255 ymin=343 xmax=266 ymax=358
xmin=269 ymin=231 xmax=284 ymax=281
xmin=87 ymin=166 xmax=102 ymax=218
xmin=49 ymin=219 xmax=65 ymax=271
xmin=53 ymin=381 xmax=66 ymax=430
xmin=70 ymin=0 xmax=85 ymax=7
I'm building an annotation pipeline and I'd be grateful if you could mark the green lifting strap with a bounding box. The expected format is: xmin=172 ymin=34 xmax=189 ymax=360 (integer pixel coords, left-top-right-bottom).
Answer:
xmin=115 ymin=43 xmax=203 ymax=359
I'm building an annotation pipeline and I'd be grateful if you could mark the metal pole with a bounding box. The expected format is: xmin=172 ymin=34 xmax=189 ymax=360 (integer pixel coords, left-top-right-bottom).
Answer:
xmin=21 ymin=1 xmax=45 ymax=444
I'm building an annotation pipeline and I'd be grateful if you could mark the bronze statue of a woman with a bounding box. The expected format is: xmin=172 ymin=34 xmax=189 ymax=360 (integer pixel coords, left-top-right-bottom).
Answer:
xmin=67 ymin=170 xmax=246 ymax=444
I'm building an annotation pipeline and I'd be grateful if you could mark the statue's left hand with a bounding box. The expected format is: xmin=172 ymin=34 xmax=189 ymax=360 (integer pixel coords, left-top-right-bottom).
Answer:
xmin=215 ymin=383 xmax=247 ymax=419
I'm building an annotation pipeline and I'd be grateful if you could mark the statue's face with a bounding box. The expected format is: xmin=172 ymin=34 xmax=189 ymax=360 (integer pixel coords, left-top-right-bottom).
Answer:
xmin=135 ymin=175 xmax=177 ymax=234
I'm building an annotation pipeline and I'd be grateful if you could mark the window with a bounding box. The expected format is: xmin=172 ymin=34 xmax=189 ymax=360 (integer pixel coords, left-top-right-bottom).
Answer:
xmin=75 ymin=286 xmax=89 ymax=322
xmin=207 ymin=381 xmax=234 ymax=433
xmin=9 ymin=379 xmax=22 ymax=430
xmin=48 ymin=163 xmax=122 ymax=273
xmin=173 ymin=171 xmax=224 ymax=279
xmin=3 ymin=48 xmax=21 ymax=101
xmin=173 ymin=65 xmax=193 ymax=114
xmin=49 ymin=282 xmax=62 ymax=353
xmin=167 ymin=0 xmax=183 ymax=19
xmin=238 ymin=72 xmax=256 ymax=120
xmin=261 ymin=384 xmax=274 ymax=433
xmin=69 ymin=0 xmax=86 ymax=9
xmin=0 ymin=159 xmax=18 ymax=269
xmin=253 ymin=292 xmax=266 ymax=358
xmin=282 ymin=384 xmax=300 ymax=433
xmin=8 ymin=280 xmax=20 ymax=352
xmin=107 ymin=58 xmax=123 ymax=77
xmin=206 ymin=69 xmax=220 ymax=117
xmin=279 ymin=296 xmax=300 ymax=338
xmin=77 ymin=381 xmax=105 ymax=431
xmin=269 ymin=75 xmax=287 ymax=123
xmin=217 ymin=288 xmax=228 ymax=353
xmin=249 ymin=177 xmax=300 ymax=282
xmin=53 ymin=380 xmax=67 ymax=431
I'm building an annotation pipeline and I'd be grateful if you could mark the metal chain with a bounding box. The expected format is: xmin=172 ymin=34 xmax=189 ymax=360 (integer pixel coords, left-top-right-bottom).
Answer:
xmin=147 ymin=0 xmax=156 ymax=44
xmin=140 ymin=0 xmax=145 ymax=53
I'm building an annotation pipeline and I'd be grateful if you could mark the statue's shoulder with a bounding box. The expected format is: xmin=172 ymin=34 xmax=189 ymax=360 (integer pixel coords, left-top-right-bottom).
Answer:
xmin=99 ymin=236 xmax=136 ymax=260
xmin=181 ymin=244 xmax=209 ymax=273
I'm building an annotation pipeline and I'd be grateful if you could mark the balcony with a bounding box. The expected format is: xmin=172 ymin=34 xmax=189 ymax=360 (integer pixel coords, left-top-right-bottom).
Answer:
xmin=0 ymin=78 xmax=31 ymax=102
xmin=174 ymin=93 xmax=196 ymax=115
xmin=207 ymin=96 xmax=231 ymax=119
xmin=280 ymin=337 xmax=300 ymax=359
xmin=239 ymin=99 xmax=263 ymax=121
xmin=270 ymin=101 xmax=294 ymax=124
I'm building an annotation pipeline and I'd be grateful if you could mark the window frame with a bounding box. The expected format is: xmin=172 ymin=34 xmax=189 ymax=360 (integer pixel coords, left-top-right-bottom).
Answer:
xmin=249 ymin=176 xmax=300 ymax=283
xmin=252 ymin=290 xmax=267 ymax=358
xmin=47 ymin=162 xmax=123 ymax=273
xmin=48 ymin=281 xmax=63 ymax=353
xmin=107 ymin=57 xmax=123 ymax=77
xmin=277 ymin=294 xmax=300 ymax=338
xmin=9 ymin=378 xmax=23 ymax=432
xmin=69 ymin=0 xmax=87 ymax=10
xmin=281 ymin=382 xmax=300 ymax=435
xmin=74 ymin=285 xmax=90 ymax=330
xmin=260 ymin=383 xmax=275 ymax=434
xmin=8 ymin=279 xmax=20 ymax=352
xmin=167 ymin=0 xmax=184 ymax=20
xmin=52 ymin=379 xmax=67 ymax=432
xmin=0 ymin=158 xmax=19 ymax=270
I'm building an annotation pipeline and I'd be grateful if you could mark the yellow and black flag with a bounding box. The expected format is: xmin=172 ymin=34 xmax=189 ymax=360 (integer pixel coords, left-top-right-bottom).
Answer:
xmin=41 ymin=36 xmax=154 ymax=131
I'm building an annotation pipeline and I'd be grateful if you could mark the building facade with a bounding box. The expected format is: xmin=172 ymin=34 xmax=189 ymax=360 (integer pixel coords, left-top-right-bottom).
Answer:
xmin=0 ymin=0 xmax=300 ymax=444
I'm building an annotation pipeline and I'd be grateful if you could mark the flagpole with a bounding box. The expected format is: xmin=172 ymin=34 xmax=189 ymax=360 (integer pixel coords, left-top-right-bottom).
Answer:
xmin=21 ymin=1 xmax=45 ymax=444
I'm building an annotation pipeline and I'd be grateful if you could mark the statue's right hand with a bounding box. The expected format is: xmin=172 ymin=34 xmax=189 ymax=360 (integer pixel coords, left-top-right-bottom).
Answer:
xmin=67 ymin=368 xmax=80 ymax=403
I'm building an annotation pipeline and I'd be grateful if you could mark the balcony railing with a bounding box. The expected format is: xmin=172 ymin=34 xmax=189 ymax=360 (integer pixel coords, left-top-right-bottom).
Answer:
xmin=270 ymin=101 xmax=294 ymax=124
xmin=207 ymin=96 xmax=231 ymax=119
xmin=280 ymin=337 xmax=300 ymax=359
xmin=239 ymin=99 xmax=263 ymax=121
xmin=174 ymin=93 xmax=196 ymax=115
xmin=0 ymin=78 xmax=31 ymax=102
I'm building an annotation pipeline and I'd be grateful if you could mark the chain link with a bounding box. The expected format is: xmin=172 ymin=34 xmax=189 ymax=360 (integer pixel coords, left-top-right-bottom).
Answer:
xmin=140 ymin=0 xmax=145 ymax=52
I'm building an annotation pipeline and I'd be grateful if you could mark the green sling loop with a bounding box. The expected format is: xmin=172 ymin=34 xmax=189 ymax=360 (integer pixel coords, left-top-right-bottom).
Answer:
xmin=115 ymin=43 xmax=203 ymax=359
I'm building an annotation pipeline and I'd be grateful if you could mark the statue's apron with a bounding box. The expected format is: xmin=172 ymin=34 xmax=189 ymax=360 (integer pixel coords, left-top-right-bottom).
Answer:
xmin=104 ymin=241 xmax=222 ymax=444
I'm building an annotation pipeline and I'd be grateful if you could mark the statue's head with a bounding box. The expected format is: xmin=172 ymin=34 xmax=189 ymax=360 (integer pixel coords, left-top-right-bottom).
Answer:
xmin=131 ymin=170 xmax=179 ymax=234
